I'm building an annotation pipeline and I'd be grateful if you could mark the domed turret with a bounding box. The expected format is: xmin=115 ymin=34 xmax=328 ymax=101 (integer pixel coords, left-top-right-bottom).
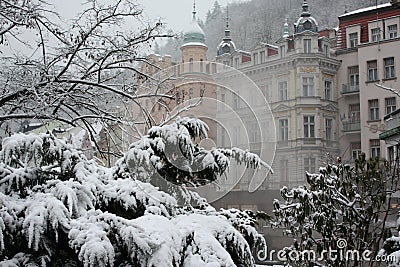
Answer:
xmin=294 ymin=0 xmax=318 ymax=34
xmin=182 ymin=2 xmax=206 ymax=45
xmin=217 ymin=6 xmax=236 ymax=56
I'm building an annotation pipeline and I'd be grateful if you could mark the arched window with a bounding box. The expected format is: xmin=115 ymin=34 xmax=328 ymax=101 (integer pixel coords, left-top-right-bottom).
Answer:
xmin=200 ymin=59 xmax=204 ymax=73
xmin=189 ymin=58 xmax=193 ymax=72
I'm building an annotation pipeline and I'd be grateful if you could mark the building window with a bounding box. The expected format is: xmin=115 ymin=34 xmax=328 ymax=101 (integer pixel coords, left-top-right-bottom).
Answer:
xmin=348 ymin=66 xmax=359 ymax=87
xmin=253 ymin=53 xmax=258 ymax=65
xmin=385 ymin=97 xmax=396 ymax=115
xmin=278 ymin=81 xmax=288 ymax=101
xmin=280 ymin=159 xmax=289 ymax=182
xmin=370 ymin=139 xmax=381 ymax=159
xmin=248 ymin=122 xmax=260 ymax=143
xmin=220 ymin=128 xmax=226 ymax=147
xmin=235 ymin=58 xmax=239 ymax=68
xmin=388 ymin=24 xmax=398 ymax=39
xmin=367 ymin=60 xmax=378 ymax=81
xmin=189 ymin=88 xmax=194 ymax=103
xmin=234 ymin=126 xmax=240 ymax=145
xmin=349 ymin=32 xmax=358 ymax=48
xmin=371 ymin=27 xmax=381 ymax=42
xmin=200 ymin=59 xmax=204 ymax=72
xmin=325 ymin=118 xmax=333 ymax=140
xmin=304 ymin=39 xmax=312 ymax=53
xmin=368 ymin=99 xmax=379 ymax=121
xmin=279 ymin=119 xmax=289 ymax=141
xmin=302 ymin=77 xmax=314 ymax=96
xmin=304 ymin=157 xmax=316 ymax=174
xmin=384 ymin=57 xmax=395 ymax=79
xmin=280 ymin=45 xmax=286 ymax=58
xmin=260 ymin=51 xmax=265 ymax=64
xmin=351 ymin=142 xmax=362 ymax=161
xmin=261 ymin=85 xmax=268 ymax=99
xmin=324 ymin=80 xmax=332 ymax=100
xmin=175 ymin=91 xmax=181 ymax=105
xmin=324 ymin=44 xmax=329 ymax=57
xmin=189 ymin=58 xmax=193 ymax=72
xmin=304 ymin=116 xmax=315 ymax=138
xmin=219 ymin=93 xmax=226 ymax=111
xmin=349 ymin=103 xmax=361 ymax=122
xmin=232 ymin=93 xmax=239 ymax=109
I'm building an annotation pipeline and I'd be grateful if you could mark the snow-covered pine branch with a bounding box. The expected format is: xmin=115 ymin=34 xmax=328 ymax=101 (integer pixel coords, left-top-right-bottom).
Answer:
xmin=0 ymin=118 xmax=266 ymax=266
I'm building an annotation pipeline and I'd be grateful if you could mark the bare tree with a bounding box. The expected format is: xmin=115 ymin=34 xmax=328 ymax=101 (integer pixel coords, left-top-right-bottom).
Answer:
xmin=0 ymin=0 xmax=173 ymax=154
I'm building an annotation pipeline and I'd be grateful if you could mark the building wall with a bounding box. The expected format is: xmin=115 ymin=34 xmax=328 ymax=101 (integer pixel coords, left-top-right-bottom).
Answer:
xmin=337 ymin=4 xmax=400 ymax=161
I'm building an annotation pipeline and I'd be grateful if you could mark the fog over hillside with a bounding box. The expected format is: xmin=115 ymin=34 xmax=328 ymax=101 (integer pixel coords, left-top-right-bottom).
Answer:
xmin=159 ymin=0 xmax=390 ymax=60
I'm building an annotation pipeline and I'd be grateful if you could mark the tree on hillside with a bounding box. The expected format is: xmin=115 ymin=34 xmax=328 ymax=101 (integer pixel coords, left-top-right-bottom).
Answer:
xmin=0 ymin=117 xmax=269 ymax=266
xmin=272 ymin=154 xmax=398 ymax=267
xmin=0 ymin=0 xmax=172 ymax=152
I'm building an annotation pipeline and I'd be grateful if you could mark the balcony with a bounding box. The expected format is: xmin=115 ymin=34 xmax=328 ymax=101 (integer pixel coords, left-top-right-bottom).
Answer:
xmin=342 ymin=120 xmax=361 ymax=132
xmin=342 ymin=83 xmax=360 ymax=95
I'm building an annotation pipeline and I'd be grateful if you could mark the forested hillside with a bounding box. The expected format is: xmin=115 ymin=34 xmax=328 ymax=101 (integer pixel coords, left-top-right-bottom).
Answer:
xmin=159 ymin=0 xmax=390 ymax=60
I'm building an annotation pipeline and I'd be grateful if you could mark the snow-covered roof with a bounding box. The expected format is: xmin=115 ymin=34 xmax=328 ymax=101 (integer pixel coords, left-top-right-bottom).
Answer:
xmin=180 ymin=42 xmax=208 ymax=48
xmin=339 ymin=3 xmax=392 ymax=18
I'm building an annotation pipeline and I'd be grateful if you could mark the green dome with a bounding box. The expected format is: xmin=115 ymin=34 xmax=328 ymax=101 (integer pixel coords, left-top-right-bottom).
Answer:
xmin=183 ymin=14 xmax=205 ymax=44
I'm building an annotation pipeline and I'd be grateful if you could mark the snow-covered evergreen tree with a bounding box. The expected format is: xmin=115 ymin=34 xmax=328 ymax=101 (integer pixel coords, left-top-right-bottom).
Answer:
xmin=0 ymin=117 xmax=267 ymax=267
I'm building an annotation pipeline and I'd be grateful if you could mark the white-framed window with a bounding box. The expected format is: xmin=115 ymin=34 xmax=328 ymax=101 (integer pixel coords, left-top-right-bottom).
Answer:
xmin=260 ymin=51 xmax=265 ymax=64
xmin=278 ymin=81 xmax=288 ymax=101
xmin=325 ymin=118 xmax=333 ymax=140
xmin=304 ymin=116 xmax=315 ymax=138
xmin=371 ymin=27 xmax=381 ymax=42
xmin=304 ymin=157 xmax=316 ymax=174
xmin=388 ymin=24 xmax=398 ymax=39
xmin=370 ymin=139 xmax=381 ymax=159
xmin=304 ymin=39 xmax=312 ymax=53
xmin=349 ymin=32 xmax=358 ymax=48
xmin=367 ymin=60 xmax=378 ymax=81
xmin=385 ymin=97 xmax=396 ymax=115
xmin=279 ymin=119 xmax=289 ymax=141
xmin=384 ymin=57 xmax=395 ymax=79
xmin=302 ymin=77 xmax=314 ymax=96
xmin=253 ymin=53 xmax=258 ymax=65
xmin=351 ymin=142 xmax=362 ymax=161
xmin=368 ymin=99 xmax=379 ymax=121
xmin=324 ymin=80 xmax=333 ymax=100
xmin=348 ymin=66 xmax=359 ymax=86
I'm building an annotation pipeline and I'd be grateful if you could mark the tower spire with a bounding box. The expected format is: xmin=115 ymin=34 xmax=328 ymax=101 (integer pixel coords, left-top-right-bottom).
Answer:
xmin=223 ymin=5 xmax=231 ymax=41
xmin=226 ymin=5 xmax=229 ymax=29
xmin=192 ymin=0 xmax=196 ymax=20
